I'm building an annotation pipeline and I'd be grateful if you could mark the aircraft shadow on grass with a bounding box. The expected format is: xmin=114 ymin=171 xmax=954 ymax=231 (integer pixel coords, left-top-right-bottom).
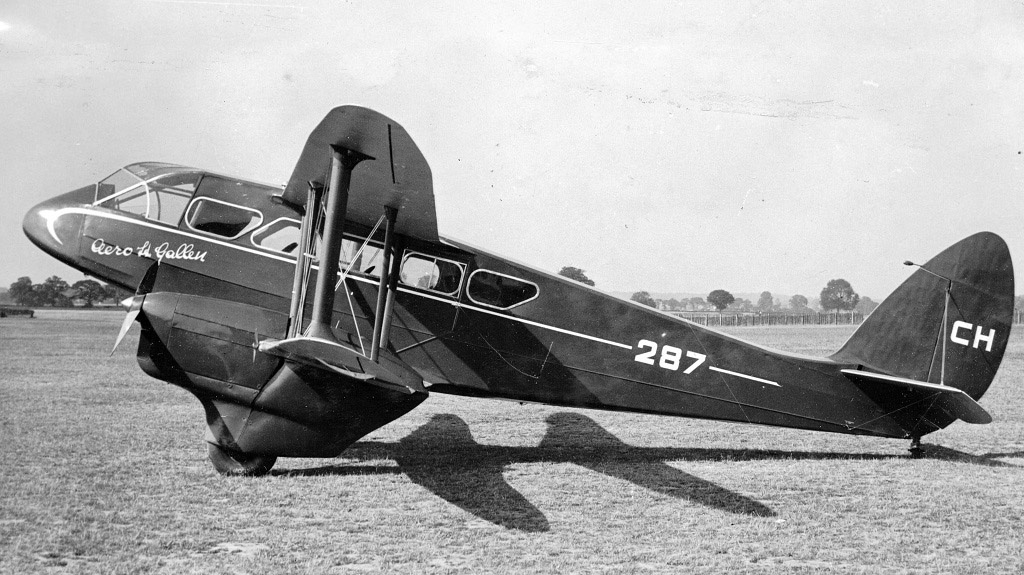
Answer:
xmin=278 ymin=413 xmax=1018 ymax=532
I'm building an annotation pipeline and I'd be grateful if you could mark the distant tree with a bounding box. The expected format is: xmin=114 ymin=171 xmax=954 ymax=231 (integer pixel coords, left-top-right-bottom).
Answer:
xmin=820 ymin=278 xmax=860 ymax=311
xmin=688 ymin=296 xmax=706 ymax=311
xmin=665 ymin=297 xmax=681 ymax=311
xmin=8 ymin=277 xmax=37 ymax=306
xmin=558 ymin=266 xmax=595 ymax=287
xmin=729 ymin=298 xmax=754 ymax=312
xmin=104 ymin=284 xmax=132 ymax=303
xmin=36 ymin=276 xmax=72 ymax=307
xmin=630 ymin=291 xmax=657 ymax=308
xmin=1015 ymin=295 xmax=1024 ymax=311
xmin=707 ymin=289 xmax=735 ymax=311
xmin=71 ymin=279 xmax=107 ymax=307
xmin=789 ymin=294 xmax=809 ymax=310
xmin=855 ymin=296 xmax=879 ymax=316
xmin=756 ymin=291 xmax=774 ymax=312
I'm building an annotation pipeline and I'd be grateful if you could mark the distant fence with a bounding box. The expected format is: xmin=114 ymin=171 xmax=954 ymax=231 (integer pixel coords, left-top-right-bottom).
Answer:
xmin=674 ymin=310 xmax=1024 ymax=327
xmin=670 ymin=311 xmax=864 ymax=327
xmin=0 ymin=306 xmax=35 ymax=318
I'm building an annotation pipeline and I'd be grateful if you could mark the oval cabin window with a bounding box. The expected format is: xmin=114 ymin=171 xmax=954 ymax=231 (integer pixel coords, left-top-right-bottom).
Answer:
xmin=400 ymin=252 xmax=464 ymax=296
xmin=467 ymin=270 xmax=539 ymax=310
xmin=185 ymin=198 xmax=263 ymax=239
xmin=251 ymin=218 xmax=300 ymax=253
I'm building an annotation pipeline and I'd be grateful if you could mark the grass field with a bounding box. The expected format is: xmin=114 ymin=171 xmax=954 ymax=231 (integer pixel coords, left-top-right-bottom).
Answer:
xmin=1 ymin=311 xmax=1022 ymax=574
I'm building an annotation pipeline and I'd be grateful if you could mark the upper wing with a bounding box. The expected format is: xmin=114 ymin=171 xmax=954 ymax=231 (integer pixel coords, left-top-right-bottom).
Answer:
xmin=281 ymin=105 xmax=437 ymax=242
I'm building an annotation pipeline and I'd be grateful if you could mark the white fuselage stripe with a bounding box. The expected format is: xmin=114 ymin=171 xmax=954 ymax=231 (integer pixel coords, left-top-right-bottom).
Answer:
xmin=709 ymin=366 xmax=781 ymax=387
xmin=42 ymin=207 xmax=634 ymax=351
xmin=429 ymin=292 xmax=633 ymax=349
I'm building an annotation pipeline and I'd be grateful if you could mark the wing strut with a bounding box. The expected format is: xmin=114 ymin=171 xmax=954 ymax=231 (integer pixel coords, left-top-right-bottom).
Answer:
xmin=307 ymin=146 xmax=372 ymax=341
xmin=379 ymin=242 xmax=402 ymax=347
xmin=286 ymin=182 xmax=321 ymax=338
xmin=370 ymin=206 xmax=398 ymax=362
xmin=265 ymin=113 xmax=426 ymax=394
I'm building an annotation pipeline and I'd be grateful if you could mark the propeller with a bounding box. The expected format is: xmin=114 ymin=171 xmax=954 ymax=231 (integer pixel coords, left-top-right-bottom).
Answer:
xmin=111 ymin=262 xmax=159 ymax=355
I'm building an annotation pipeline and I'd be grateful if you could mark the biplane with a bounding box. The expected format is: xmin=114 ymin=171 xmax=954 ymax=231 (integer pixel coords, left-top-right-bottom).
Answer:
xmin=23 ymin=106 xmax=1014 ymax=475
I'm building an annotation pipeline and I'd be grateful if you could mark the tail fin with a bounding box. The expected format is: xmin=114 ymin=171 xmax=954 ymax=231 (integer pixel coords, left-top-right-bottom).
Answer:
xmin=832 ymin=232 xmax=1014 ymax=412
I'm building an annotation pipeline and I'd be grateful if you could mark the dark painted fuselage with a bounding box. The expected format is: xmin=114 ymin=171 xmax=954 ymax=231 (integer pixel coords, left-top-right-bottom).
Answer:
xmin=24 ymin=166 xmax=933 ymax=455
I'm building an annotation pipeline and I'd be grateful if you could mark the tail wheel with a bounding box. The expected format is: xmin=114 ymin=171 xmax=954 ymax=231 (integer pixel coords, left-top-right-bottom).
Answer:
xmin=207 ymin=443 xmax=277 ymax=477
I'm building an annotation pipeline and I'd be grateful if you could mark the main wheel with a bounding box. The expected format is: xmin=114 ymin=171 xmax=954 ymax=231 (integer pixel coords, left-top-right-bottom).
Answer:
xmin=207 ymin=443 xmax=277 ymax=476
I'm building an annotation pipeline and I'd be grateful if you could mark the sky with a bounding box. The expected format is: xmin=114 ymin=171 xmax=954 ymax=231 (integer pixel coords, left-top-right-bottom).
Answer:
xmin=1 ymin=1 xmax=1022 ymax=300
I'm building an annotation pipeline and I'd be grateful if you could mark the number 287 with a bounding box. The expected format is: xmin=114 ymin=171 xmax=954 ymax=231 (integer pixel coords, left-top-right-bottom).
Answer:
xmin=633 ymin=340 xmax=706 ymax=374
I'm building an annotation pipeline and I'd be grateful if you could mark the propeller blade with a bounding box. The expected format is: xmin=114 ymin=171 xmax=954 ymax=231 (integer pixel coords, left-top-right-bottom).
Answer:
xmin=111 ymin=304 xmax=141 ymax=356
xmin=137 ymin=261 xmax=159 ymax=295
xmin=111 ymin=262 xmax=161 ymax=355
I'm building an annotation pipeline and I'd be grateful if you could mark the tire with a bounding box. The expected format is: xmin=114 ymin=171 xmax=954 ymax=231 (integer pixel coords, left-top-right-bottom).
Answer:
xmin=207 ymin=443 xmax=277 ymax=477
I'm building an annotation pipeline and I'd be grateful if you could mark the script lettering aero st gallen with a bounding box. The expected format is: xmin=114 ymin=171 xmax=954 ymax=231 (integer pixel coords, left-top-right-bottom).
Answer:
xmin=91 ymin=238 xmax=207 ymax=263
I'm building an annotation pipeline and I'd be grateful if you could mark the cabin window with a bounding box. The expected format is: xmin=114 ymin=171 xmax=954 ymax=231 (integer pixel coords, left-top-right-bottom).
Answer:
xmin=400 ymin=251 xmax=464 ymax=295
xmin=251 ymin=218 xmax=301 ymax=254
xmin=467 ymin=270 xmax=539 ymax=310
xmin=96 ymin=169 xmax=142 ymax=203
xmin=249 ymin=222 xmax=386 ymax=277
xmin=96 ymin=170 xmax=199 ymax=226
xmin=185 ymin=198 xmax=263 ymax=239
xmin=340 ymin=237 xmax=384 ymax=278
xmin=146 ymin=173 xmax=199 ymax=224
xmin=103 ymin=187 xmax=149 ymax=217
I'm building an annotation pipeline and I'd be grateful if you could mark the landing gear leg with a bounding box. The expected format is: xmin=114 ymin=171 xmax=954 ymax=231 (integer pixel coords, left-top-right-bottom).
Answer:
xmin=207 ymin=443 xmax=277 ymax=476
xmin=909 ymin=437 xmax=924 ymax=459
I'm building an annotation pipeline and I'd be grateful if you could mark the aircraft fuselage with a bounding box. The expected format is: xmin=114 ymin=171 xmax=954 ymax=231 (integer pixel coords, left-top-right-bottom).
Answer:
xmin=24 ymin=165 xmax=923 ymax=455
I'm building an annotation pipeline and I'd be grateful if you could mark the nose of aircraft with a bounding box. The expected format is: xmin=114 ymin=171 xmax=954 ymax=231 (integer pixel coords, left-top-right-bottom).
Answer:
xmin=22 ymin=184 xmax=96 ymax=267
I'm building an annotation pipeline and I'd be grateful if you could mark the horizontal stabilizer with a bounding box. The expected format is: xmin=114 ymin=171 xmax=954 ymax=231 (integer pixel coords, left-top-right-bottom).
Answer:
xmin=841 ymin=369 xmax=991 ymax=425
xmin=259 ymin=336 xmax=426 ymax=395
